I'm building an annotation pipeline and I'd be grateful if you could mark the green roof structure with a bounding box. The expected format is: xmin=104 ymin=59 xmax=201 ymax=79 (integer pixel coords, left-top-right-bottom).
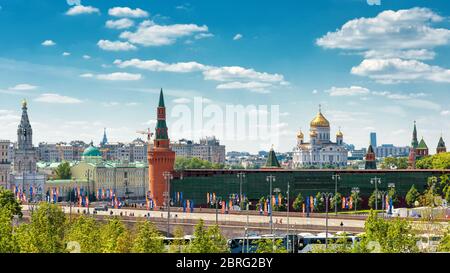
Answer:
xmin=82 ymin=144 xmax=101 ymax=157
xmin=263 ymin=147 xmax=281 ymax=168
xmin=417 ymin=138 xmax=428 ymax=149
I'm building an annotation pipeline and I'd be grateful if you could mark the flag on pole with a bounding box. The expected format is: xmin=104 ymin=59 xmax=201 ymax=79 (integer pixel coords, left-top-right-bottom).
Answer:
xmin=302 ymin=203 xmax=305 ymax=213
xmin=206 ymin=192 xmax=210 ymax=204
xmin=349 ymin=196 xmax=353 ymax=210
xmin=221 ymin=200 xmax=225 ymax=214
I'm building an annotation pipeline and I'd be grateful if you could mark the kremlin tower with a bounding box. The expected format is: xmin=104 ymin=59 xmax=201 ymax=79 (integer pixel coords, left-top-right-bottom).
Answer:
xmin=436 ymin=135 xmax=447 ymax=154
xmin=408 ymin=121 xmax=418 ymax=169
xmin=147 ymin=89 xmax=175 ymax=207
xmin=364 ymin=144 xmax=377 ymax=170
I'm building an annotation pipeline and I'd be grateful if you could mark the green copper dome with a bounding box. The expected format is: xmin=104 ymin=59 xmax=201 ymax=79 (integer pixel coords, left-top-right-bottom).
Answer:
xmin=83 ymin=145 xmax=101 ymax=157
xmin=417 ymin=138 xmax=428 ymax=149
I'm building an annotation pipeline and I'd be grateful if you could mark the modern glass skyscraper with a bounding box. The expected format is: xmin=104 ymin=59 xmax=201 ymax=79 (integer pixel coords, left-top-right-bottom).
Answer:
xmin=370 ymin=132 xmax=377 ymax=148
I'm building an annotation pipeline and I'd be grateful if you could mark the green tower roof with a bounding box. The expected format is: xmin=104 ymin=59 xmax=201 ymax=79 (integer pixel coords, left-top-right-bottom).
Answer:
xmin=437 ymin=136 xmax=446 ymax=148
xmin=264 ymin=148 xmax=281 ymax=168
xmin=417 ymin=138 xmax=428 ymax=149
xmin=158 ymin=88 xmax=165 ymax=107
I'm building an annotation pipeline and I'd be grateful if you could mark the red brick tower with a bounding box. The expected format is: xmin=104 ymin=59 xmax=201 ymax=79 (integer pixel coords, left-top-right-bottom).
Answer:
xmin=148 ymin=89 xmax=175 ymax=207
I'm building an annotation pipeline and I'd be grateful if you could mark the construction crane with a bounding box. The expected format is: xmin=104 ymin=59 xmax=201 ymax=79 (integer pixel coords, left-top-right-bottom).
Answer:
xmin=136 ymin=128 xmax=153 ymax=142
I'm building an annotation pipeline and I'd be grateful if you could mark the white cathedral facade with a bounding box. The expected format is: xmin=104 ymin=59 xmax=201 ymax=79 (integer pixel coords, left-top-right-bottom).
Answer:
xmin=292 ymin=108 xmax=348 ymax=168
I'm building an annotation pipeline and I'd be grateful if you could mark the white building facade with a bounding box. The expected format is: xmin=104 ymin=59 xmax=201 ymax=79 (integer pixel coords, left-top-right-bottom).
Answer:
xmin=292 ymin=109 xmax=348 ymax=168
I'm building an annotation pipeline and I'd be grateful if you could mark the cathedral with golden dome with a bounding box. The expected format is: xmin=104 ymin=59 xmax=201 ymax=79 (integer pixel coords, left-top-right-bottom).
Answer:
xmin=292 ymin=106 xmax=348 ymax=168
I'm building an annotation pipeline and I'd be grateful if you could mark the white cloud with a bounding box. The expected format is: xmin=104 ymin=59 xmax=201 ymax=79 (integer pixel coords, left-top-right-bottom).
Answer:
xmin=203 ymin=66 xmax=286 ymax=83
xmin=363 ymin=49 xmax=436 ymax=61
xmin=441 ymin=110 xmax=450 ymax=116
xmin=120 ymin=20 xmax=209 ymax=46
xmin=108 ymin=7 xmax=148 ymax=18
xmin=96 ymin=72 xmax=142 ymax=81
xmin=216 ymin=81 xmax=272 ymax=93
xmin=105 ymin=18 xmax=134 ymax=29
xmin=317 ymin=8 xmax=450 ymax=54
xmin=41 ymin=40 xmax=56 ymax=46
xmin=8 ymin=84 xmax=37 ymax=91
xmin=66 ymin=5 xmax=100 ymax=16
xmin=233 ymin=34 xmax=243 ymax=41
xmin=79 ymin=73 xmax=93 ymax=78
xmin=114 ymin=59 xmax=207 ymax=73
xmin=351 ymin=58 xmax=450 ymax=84
xmin=34 ymin=93 xmax=82 ymax=104
xmin=194 ymin=33 xmax=214 ymax=40
xmin=97 ymin=40 xmax=137 ymax=51
xmin=83 ymin=55 xmax=91 ymax=60
xmin=114 ymin=58 xmax=288 ymax=92
xmin=326 ymin=86 xmax=370 ymax=96
xmin=173 ymin=98 xmax=191 ymax=104
xmin=62 ymin=52 xmax=71 ymax=56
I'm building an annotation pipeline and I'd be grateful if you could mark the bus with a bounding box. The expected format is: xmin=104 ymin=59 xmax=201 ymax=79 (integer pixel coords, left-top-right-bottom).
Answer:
xmin=228 ymin=234 xmax=299 ymax=253
xmin=298 ymin=233 xmax=360 ymax=253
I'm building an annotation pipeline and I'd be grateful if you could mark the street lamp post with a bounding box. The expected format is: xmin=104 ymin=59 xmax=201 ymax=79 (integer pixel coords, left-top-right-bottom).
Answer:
xmin=370 ymin=177 xmax=381 ymax=211
xmin=378 ymin=190 xmax=387 ymax=218
xmin=237 ymin=172 xmax=245 ymax=210
xmin=321 ymin=192 xmax=333 ymax=250
xmin=387 ymin=183 xmax=396 ymax=215
xmin=266 ymin=175 xmax=276 ymax=252
xmin=332 ymin=174 xmax=340 ymax=215
xmin=163 ymin=171 xmax=173 ymax=237
xmin=351 ymin=187 xmax=360 ymax=212
xmin=286 ymin=180 xmax=291 ymax=252
xmin=215 ymin=196 xmax=222 ymax=225
xmin=85 ymin=170 xmax=92 ymax=214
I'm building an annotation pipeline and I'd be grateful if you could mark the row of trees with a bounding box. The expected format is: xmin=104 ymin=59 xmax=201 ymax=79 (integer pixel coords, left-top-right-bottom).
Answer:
xmin=406 ymin=175 xmax=450 ymax=207
xmin=175 ymin=157 xmax=225 ymax=171
xmin=381 ymin=152 xmax=450 ymax=170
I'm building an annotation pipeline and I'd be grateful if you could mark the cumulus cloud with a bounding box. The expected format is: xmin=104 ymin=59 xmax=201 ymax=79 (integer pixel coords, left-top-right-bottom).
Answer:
xmin=119 ymin=20 xmax=209 ymax=46
xmin=95 ymin=72 xmax=142 ymax=81
xmin=83 ymin=55 xmax=91 ymax=60
xmin=114 ymin=59 xmax=207 ymax=73
xmin=97 ymin=40 xmax=137 ymax=51
xmin=9 ymin=84 xmax=37 ymax=91
xmin=216 ymin=81 xmax=272 ymax=93
xmin=233 ymin=34 xmax=243 ymax=41
xmin=194 ymin=33 xmax=214 ymax=40
xmin=34 ymin=93 xmax=82 ymax=104
xmin=62 ymin=52 xmax=71 ymax=56
xmin=114 ymin=58 xmax=287 ymax=92
xmin=66 ymin=5 xmax=99 ymax=15
xmin=317 ymin=8 xmax=450 ymax=54
xmin=441 ymin=110 xmax=450 ymax=116
xmin=351 ymin=58 xmax=450 ymax=84
xmin=105 ymin=18 xmax=134 ymax=29
xmin=108 ymin=7 xmax=148 ymax=18
xmin=41 ymin=40 xmax=56 ymax=46
xmin=326 ymin=86 xmax=370 ymax=96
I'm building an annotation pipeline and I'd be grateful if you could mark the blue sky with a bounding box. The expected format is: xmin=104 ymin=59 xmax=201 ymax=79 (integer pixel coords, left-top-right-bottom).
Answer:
xmin=0 ymin=0 xmax=449 ymax=153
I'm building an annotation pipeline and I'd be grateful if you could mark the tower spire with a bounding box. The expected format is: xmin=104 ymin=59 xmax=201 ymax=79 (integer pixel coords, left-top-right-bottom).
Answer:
xmin=411 ymin=120 xmax=418 ymax=148
xmin=155 ymin=88 xmax=168 ymax=141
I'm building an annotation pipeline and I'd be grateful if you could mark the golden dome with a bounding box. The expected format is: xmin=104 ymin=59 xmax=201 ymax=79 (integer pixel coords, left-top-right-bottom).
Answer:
xmin=21 ymin=99 xmax=27 ymax=108
xmin=310 ymin=111 xmax=330 ymax=128
xmin=297 ymin=130 xmax=304 ymax=139
xmin=336 ymin=129 xmax=343 ymax=138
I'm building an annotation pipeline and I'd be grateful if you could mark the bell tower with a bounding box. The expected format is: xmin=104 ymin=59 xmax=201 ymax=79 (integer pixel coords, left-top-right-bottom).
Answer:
xmin=147 ymin=89 xmax=175 ymax=207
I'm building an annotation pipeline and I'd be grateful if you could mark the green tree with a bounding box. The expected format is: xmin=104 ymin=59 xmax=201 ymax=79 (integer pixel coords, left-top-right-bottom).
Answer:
xmin=362 ymin=210 xmax=418 ymax=253
xmin=131 ymin=220 xmax=165 ymax=253
xmin=188 ymin=220 xmax=228 ymax=253
xmin=14 ymin=202 xmax=66 ymax=253
xmin=292 ymin=193 xmax=304 ymax=212
xmin=65 ymin=215 xmax=101 ymax=253
xmin=438 ymin=228 xmax=450 ymax=252
xmin=416 ymin=152 xmax=450 ymax=169
xmin=175 ymin=157 xmax=224 ymax=171
xmin=206 ymin=225 xmax=229 ymax=253
xmin=368 ymin=191 xmax=383 ymax=210
xmin=329 ymin=192 xmax=342 ymax=211
xmin=0 ymin=207 xmax=16 ymax=253
xmin=255 ymin=238 xmax=287 ymax=253
xmin=380 ymin=157 xmax=408 ymax=169
xmin=99 ymin=217 xmax=132 ymax=253
xmin=55 ymin=161 xmax=72 ymax=179
xmin=405 ymin=185 xmax=421 ymax=207
xmin=169 ymin=226 xmax=187 ymax=253
xmin=314 ymin=192 xmax=326 ymax=212
xmin=0 ymin=188 xmax=22 ymax=218
xmin=350 ymin=190 xmax=362 ymax=211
